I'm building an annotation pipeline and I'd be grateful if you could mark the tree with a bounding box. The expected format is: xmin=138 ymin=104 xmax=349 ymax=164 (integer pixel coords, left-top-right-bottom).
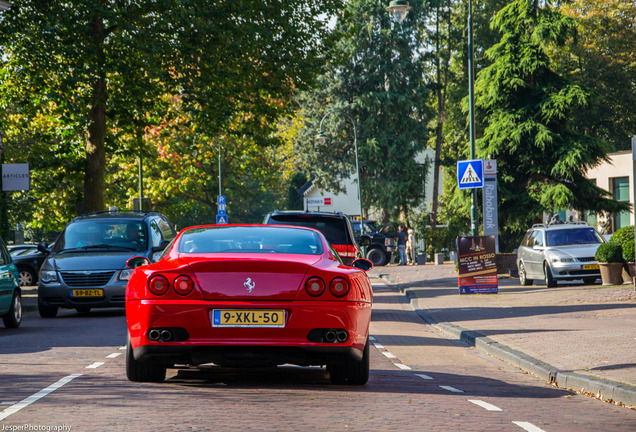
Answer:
xmin=294 ymin=0 xmax=432 ymax=222
xmin=0 ymin=0 xmax=337 ymax=219
xmin=557 ymin=0 xmax=636 ymax=150
xmin=473 ymin=0 xmax=629 ymax=250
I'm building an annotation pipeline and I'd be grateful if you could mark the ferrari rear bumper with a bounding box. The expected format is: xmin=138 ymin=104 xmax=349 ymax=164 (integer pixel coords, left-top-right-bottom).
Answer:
xmin=126 ymin=299 xmax=371 ymax=367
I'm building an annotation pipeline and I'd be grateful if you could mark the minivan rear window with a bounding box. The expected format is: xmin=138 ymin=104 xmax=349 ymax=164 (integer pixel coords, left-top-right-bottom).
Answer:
xmin=267 ymin=215 xmax=349 ymax=245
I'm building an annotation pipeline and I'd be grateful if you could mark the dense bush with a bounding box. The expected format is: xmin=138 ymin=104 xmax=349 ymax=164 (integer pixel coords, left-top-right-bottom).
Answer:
xmin=595 ymin=242 xmax=623 ymax=263
xmin=609 ymin=225 xmax=635 ymax=261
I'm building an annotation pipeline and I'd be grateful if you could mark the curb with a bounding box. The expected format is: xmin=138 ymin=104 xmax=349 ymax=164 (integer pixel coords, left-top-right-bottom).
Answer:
xmin=377 ymin=275 xmax=636 ymax=409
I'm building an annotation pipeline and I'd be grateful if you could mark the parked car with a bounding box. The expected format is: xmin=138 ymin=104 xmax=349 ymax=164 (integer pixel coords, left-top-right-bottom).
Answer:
xmin=516 ymin=222 xmax=604 ymax=287
xmin=37 ymin=210 xmax=177 ymax=318
xmin=263 ymin=211 xmax=370 ymax=266
xmin=352 ymin=220 xmax=395 ymax=266
xmin=125 ymin=224 xmax=373 ymax=384
xmin=9 ymin=245 xmax=47 ymax=287
xmin=0 ymin=238 xmax=22 ymax=328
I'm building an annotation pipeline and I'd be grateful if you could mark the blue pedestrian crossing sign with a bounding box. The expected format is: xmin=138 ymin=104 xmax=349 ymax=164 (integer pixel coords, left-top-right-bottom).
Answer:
xmin=216 ymin=214 xmax=228 ymax=225
xmin=457 ymin=159 xmax=484 ymax=189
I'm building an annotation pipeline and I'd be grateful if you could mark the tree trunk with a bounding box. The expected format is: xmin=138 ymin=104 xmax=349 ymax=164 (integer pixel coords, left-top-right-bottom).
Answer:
xmin=83 ymin=14 xmax=107 ymax=213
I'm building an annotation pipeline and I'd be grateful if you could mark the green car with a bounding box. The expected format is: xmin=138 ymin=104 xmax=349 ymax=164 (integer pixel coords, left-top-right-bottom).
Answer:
xmin=0 ymin=237 xmax=22 ymax=328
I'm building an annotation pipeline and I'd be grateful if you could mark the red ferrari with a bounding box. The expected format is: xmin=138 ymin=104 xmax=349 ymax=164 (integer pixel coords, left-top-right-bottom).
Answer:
xmin=125 ymin=224 xmax=373 ymax=384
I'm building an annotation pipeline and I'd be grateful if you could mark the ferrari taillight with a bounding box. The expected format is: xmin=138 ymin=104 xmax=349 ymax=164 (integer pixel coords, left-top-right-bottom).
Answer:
xmin=329 ymin=277 xmax=350 ymax=297
xmin=173 ymin=275 xmax=194 ymax=296
xmin=148 ymin=275 xmax=169 ymax=296
xmin=305 ymin=277 xmax=326 ymax=297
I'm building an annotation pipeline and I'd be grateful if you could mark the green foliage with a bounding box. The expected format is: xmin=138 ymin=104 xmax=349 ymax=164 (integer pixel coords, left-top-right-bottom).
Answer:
xmin=467 ymin=0 xmax=627 ymax=249
xmin=293 ymin=0 xmax=431 ymax=222
xmin=595 ymin=241 xmax=623 ymax=263
xmin=609 ymin=225 xmax=635 ymax=261
xmin=0 ymin=0 xmax=337 ymax=233
xmin=287 ymin=173 xmax=309 ymax=211
xmin=558 ymin=0 xmax=636 ymax=151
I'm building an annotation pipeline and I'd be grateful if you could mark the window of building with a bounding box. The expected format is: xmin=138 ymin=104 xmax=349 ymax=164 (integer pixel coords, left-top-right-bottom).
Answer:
xmin=612 ymin=177 xmax=630 ymax=231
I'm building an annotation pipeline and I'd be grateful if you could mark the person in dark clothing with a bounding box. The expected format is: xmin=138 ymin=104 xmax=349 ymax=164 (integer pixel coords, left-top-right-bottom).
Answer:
xmin=396 ymin=225 xmax=407 ymax=266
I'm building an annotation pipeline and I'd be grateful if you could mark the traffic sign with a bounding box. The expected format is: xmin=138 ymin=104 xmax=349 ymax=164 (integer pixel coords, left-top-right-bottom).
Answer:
xmin=457 ymin=159 xmax=484 ymax=189
xmin=218 ymin=203 xmax=226 ymax=215
xmin=216 ymin=214 xmax=228 ymax=225
xmin=218 ymin=195 xmax=226 ymax=205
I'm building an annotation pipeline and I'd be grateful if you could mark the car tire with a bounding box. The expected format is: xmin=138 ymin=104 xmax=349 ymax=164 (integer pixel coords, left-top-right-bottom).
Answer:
xmin=17 ymin=268 xmax=36 ymax=287
xmin=126 ymin=335 xmax=166 ymax=383
xmin=366 ymin=248 xmax=386 ymax=267
xmin=329 ymin=337 xmax=370 ymax=385
xmin=583 ymin=277 xmax=598 ymax=285
xmin=2 ymin=290 xmax=22 ymax=328
xmin=518 ymin=262 xmax=533 ymax=286
xmin=38 ymin=302 xmax=58 ymax=318
xmin=544 ymin=263 xmax=557 ymax=288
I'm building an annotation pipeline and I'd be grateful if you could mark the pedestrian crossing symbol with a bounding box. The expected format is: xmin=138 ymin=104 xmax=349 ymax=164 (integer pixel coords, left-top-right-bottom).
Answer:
xmin=216 ymin=214 xmax=228 ymax=225
xmin=457 ymin=159 xmax=484 ymax=189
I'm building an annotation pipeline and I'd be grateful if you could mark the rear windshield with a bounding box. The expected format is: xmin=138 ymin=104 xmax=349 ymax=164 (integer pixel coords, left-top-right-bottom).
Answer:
xmin=545 ymin=228 xmax=603 ymax=246
xmin=266 ymin=215 xmax=350 ymax=245
xmin=178 ymin=226 xmax=324 ymax=255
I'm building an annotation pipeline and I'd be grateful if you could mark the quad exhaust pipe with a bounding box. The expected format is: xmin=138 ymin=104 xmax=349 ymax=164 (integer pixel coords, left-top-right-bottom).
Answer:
xmin=323 ymin=329 xmax=348 ymax=343
xmin=147 ymin=328 xmax=174 ymax=342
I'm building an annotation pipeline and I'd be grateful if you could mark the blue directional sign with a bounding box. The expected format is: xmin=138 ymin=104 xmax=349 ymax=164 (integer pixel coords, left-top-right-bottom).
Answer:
xmin=216 ymin=214 xmax=228 ymax=225
xmin=218 ymin=195 xmax=226 ymax=205
xmin=457 ymin=159 xmax=484 ymax=189
xmin=217 ymin=203 xmax=226 ymax=215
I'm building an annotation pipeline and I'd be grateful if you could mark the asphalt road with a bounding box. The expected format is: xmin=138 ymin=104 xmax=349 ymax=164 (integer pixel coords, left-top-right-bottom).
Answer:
xmin=1 ymin=282 xmax=635 ymax=431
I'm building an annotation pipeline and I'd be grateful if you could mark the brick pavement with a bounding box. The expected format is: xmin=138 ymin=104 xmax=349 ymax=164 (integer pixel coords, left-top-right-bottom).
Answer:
xmin=369 ymin=262 xmax=636 ymax=408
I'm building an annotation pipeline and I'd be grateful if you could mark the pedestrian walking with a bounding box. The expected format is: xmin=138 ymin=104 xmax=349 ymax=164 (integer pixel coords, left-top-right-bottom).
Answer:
xmin=396 ymin=225 xmax=407 ymax=266
xmin=406 ymin=227 xmax=416 ymax=265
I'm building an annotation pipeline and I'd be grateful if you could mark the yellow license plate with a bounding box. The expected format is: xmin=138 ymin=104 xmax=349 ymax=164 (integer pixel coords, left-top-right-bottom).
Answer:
xmin=72 ymin=289 xmax=104 ymax=297
xmin=212 ymin=309 xmax=285 ymax=328
xmin=582 ymin=264 xmax=599 ymax=270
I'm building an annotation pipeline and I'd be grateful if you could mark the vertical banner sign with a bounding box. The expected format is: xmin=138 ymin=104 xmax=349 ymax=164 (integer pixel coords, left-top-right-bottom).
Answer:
xmin=457 ymin=235 xmax=498 ymax=294
xmin=482 ymin=159 xmax=499 ymax=252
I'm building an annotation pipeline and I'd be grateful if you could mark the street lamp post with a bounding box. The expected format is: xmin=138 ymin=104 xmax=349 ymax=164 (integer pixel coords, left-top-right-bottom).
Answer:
xmin=316 ymin=110 xmax=365 ymax=248
xmin=387 ymin=0 xmax=478 ymax=236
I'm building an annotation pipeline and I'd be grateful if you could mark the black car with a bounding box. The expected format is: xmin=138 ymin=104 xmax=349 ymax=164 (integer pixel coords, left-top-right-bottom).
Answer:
xmin=9 ymin=245 xmax=47 ymax=287
xmin=352 ymin=220 xmax=395 ymax=266
xmin=263 ymin=211 xmax=370 ymax=266
xmin=37 ymin=210 xmax=177 ymax=317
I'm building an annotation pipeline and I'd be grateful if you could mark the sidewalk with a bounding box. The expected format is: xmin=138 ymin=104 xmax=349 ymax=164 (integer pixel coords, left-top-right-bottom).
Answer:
xmin=369 ymin=262 xmax=636 ymax=409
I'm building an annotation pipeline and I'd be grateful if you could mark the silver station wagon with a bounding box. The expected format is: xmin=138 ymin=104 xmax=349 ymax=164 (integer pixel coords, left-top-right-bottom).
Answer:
xmin=516 ymin=222 xmax=604 ymax=287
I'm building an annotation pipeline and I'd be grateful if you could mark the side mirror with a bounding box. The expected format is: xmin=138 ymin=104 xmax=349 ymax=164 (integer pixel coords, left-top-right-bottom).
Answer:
xmin=37 ymin=242 xmax=50 ymax=254
xmin=126 ymin=256 xmax=150 ymax=269
xmin=357 ymin=235 xmax=372 ymax=247
xmin=351 ymin=258 xmax=374 ymax=272
xmin=152 ymin=240 xmax=170 ymax=253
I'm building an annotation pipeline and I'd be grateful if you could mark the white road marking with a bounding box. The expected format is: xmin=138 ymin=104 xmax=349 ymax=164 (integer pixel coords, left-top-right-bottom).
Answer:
xmin=468 ymin=399 xmax=503 ymax=411
xmin=0 ymin=402 xmax=18 ymax=405
xmin=395 ymin=363 xmax=412 ymax=370
xmin=106 ymin=352 xmax=122 ymax=359
xmin=119 ymin=345 xmax=126 ymax=350
xmin=415 ymin=373 xmax=434 ymax=380
xmin=369 ymin=336 xmax=376 ymax=341
xmin=86 ymin=362 xmax=105 ymax=369
xmin=0 ymin=374 xmax=83 ymax=421
xmin=439 ymin=385 xmax=464 ymax=393
xmin=512 ymin=422 xmax=547 ymax=432
xmin=381 ymin=351 xmax=397 ymax=359
xmin=373 ymin=343 xmax=385 ymax=350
